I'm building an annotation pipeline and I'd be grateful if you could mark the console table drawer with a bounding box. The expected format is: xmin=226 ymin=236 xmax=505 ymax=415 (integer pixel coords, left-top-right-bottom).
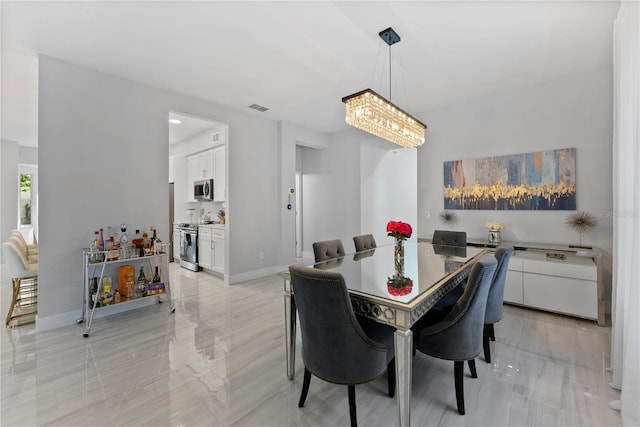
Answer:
xmin=504 ymin=270 xmax=523 ymax=304
xmin=523 ymin=273 xmax=597 ymax=319
xmin=522 ymin=258 xmax=596 ymax=281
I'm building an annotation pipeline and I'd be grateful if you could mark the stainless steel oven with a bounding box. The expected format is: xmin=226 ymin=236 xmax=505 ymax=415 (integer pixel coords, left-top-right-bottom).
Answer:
xmin=176 ymin=223 xmax=199 ymax=271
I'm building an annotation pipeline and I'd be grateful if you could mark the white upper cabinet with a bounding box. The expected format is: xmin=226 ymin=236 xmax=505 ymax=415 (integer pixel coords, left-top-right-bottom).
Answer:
xmin=186 ymin=155 xmax=199 ymax=202
xmin=213 ymin=146 xmax=225 ymax=202
xmin=186 ymin=145 xmax=226 ymax=202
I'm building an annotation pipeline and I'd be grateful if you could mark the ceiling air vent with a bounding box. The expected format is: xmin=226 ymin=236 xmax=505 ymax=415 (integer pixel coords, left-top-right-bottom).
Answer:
xmin=248 ymin=103 xmax=269 ymax=112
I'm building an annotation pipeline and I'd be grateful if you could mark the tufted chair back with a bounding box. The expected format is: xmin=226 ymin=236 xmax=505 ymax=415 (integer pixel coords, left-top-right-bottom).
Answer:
xmin=353 ymin=234 xmax=377 ymax=252
xmin=312 ymin=239 xmax=346 ymax=262
xmin=418 ymin=255 xmax=497 ymax=361
xmin=432 ymin=230 xmax=467 ymax=247
xmin=289 ymin=264 xmax=392 ymax=383
xmin=485 ymin=246 xmax=514 ymax=325
xmin=289 ymin=264 xmax=396 ymax=426
xmin=414 ymin=255 xmax=497 ymax=415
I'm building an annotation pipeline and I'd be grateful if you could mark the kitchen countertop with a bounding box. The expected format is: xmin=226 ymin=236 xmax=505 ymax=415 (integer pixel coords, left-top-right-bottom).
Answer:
xmin=198 ymin=223 xmax=226 ymax=229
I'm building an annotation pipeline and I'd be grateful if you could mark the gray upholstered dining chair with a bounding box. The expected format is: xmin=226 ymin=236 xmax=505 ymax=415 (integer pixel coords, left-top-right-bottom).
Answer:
xmin=434 ymin=245 xmax=514 ymax=363
xmin=412 ymin=255 xmax=497 ymax=415
xmin=353 ymin=234 xmax=377 ymax=252
xmin=482 ymin=245 xmax=514 ymax=363
xmin=289 ymin=264 xmax=395 ymax=427
xmin=312 ymin=239 xmax=346 ymax=262
xmin=432 ymin=230 xmax=467 ymax=247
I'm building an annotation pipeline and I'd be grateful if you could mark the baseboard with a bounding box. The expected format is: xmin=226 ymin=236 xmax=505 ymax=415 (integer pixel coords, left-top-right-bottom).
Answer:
xmin=228 ymin=265 xmax=284 ymax=284
xmin=35 ymin=310 xmax=79 ymax=332
xmin=35 ymin=295 xmax=160 ymax=332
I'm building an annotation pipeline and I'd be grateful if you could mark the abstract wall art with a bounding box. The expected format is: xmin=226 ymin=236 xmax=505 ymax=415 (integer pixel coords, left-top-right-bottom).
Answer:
xmin=443 ymin=148 xmax=576 ymax=210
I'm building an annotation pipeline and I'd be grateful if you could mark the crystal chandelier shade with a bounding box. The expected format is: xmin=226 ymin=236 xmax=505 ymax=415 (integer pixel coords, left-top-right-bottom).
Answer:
xmin=342 ymin=88 xmax=426 ymax=148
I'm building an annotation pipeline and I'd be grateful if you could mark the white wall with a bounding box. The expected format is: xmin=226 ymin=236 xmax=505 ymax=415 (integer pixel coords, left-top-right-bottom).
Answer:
xmin=37 ymin=56 xmax=284 ymax=329
xmin=361 ymin=139 xmax=418 ymax=247
xmin=418 ymin=67 xmax=613 ymax=253
xmin=19 ymin=146 xmax=38 ymax=165
xmin=0 ymin=140 xmax=19 ymax=244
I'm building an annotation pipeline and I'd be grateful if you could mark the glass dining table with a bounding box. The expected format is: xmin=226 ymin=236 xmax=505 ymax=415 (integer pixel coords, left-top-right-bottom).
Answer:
xmin=281 ymin=240 xmax=488 ymax=426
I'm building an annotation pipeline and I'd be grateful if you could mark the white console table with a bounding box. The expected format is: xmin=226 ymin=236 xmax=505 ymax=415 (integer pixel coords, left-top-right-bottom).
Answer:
xmin=466 ymin=239 xmax=606 ymax=325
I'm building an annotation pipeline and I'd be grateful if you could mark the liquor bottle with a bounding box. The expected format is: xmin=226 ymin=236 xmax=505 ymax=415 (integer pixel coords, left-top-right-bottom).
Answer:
xmin=119 ymin=224 xmax=128 ymax=245
xmin=90 ymin=231 xmax=100 ymax=262
xmin=155 ymin=235 xmax=162 ymax=254
xmin=135 ymin=267 xmax=147 ymax=297
xmin=99 ymin=228 xmax=105 ymax=261
xmin=99 ymin=228 xmax=104 ymax=250
xmin=153 ymin=266 xmax=161 ymax=283
xmin=150 ymin=228 xmax=156 ymax=255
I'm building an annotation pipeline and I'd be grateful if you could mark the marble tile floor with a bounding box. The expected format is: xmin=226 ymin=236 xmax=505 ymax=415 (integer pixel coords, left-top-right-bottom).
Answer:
xmin=0 ymin=262 xmax=621 ymax=426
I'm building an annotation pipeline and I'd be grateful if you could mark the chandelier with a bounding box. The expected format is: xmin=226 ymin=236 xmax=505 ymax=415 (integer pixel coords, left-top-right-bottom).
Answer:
xmin=342 ymin=27 xmax=426 ymax=148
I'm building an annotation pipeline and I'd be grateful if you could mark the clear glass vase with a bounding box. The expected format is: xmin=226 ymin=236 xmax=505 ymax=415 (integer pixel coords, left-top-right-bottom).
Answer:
xmin=394 ymin=239 xmax=405 ymax=276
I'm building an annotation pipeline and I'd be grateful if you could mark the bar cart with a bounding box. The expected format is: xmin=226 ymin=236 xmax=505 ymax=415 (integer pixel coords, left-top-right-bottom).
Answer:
xmin=78 ymin=243 xmax=175 ymax=337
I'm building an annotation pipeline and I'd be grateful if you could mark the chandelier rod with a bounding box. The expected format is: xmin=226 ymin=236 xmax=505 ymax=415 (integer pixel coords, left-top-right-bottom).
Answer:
xmin=379 ymin=27 xmax=401 ymax=101
xmin=389 ymin=43 xmax=392 ymax=101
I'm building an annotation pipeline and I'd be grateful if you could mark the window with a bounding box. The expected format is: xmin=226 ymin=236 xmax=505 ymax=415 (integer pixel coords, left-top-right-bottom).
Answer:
xmin=20 ymin=173 xmax=31 ymax=226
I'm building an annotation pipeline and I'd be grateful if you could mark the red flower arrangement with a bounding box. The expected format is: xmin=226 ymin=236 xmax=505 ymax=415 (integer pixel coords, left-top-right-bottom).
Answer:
xmin=387 ymin=220 xmax=413 ymax=240
xmin=387 ymin=276 xmax=413 ymax=296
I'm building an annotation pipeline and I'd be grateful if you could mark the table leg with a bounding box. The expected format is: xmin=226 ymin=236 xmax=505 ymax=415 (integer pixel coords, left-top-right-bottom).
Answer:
xmin=394 ymin=328 xmax=412 ymax=427
xmin=284 ymin=292 xmax=296 ymax=379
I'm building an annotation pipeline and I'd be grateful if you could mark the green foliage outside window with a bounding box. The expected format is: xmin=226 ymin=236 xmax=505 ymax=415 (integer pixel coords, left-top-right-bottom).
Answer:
xmin=20 ymin=174 xmax=32 ymax=225
xmin=20 ymin=174 xmax=31 ymax=192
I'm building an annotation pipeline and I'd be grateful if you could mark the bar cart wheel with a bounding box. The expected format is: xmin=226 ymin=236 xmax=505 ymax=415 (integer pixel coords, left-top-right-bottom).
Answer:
xmin=76 ymin=318 xmax=84 ymax=324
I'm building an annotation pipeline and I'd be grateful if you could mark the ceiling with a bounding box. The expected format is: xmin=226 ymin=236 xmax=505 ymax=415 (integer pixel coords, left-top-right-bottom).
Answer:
xmin=1 ymin=1 xmax=620 ymax=147
xmin=169 ymin=112 xmax=220 ymax=145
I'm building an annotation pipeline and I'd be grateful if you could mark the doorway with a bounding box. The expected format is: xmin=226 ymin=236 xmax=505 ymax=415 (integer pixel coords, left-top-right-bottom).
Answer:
xmin=18 ymin=164 xmax=38 ymax=243
xmin=295 ymin=170 xmax=302 ymax=258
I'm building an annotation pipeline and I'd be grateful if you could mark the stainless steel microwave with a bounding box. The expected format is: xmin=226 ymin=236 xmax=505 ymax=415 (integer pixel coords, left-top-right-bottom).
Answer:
xmin=194 ymin=179 xmax=214 ymax=201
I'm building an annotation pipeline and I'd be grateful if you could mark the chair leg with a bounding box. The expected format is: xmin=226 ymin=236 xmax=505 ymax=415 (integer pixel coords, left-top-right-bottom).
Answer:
xmin=489 ymin=323 xmax=495 ymax=341
xmin=454 ymin=361 xmax=465 ymax=415
xmin=6 ymin=278 xmax=22 ymax=327
xmin=298 ymin=368 xmax=312 ymax=408
xmin=467 ymin=359 xmax=477 ymax=379
xmin=387 ymin=359 xmax=396 ymax=398
xmin=348 ymin=385 xmax=357 ymax=427
xmin=483 ymin=324 xmax=492 ymax=364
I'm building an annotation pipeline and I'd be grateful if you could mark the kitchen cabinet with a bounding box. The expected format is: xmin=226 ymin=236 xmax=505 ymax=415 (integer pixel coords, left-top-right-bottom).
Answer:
xmin=186 ymin=146 xmax=225 ymax=202
xmin=198 ymin=150 xmax=214 ymax=180
xmin=212 ymin=227 xmax=225 ymax=273
xmin=187 ymin=155 xmax=199 ymax=202
xmin=213 ymin=146 xmax=225 ymax=202
xmin=198 ymin=227 xmax=212 ymax=270
xmin=197 ymin=225 xmax=225 ymax=275
xmin=173 ymin=229 xmax=180 ymax=261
